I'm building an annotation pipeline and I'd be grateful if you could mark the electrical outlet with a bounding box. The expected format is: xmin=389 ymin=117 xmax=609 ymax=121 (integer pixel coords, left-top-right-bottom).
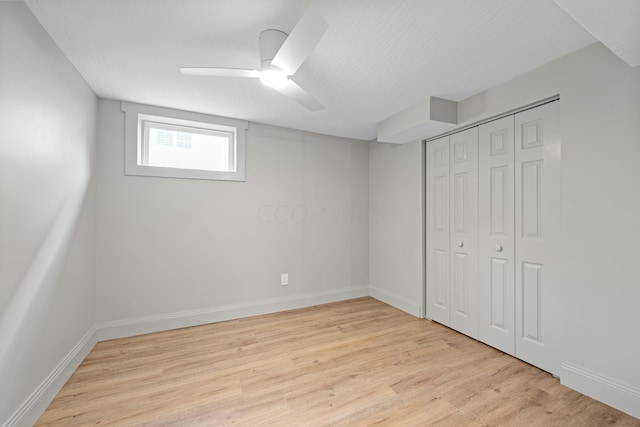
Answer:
xmin=281 ymin=273 xmax=289 ymax=286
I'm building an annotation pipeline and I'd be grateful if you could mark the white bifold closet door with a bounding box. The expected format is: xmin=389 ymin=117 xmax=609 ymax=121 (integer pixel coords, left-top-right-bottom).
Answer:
xmin=449 ymin=128 xmax=478 ymax=338
xmin=513 ymin=101 xmax=561 ymax=374
xmin=427 ymin=100 xmax=560 ymax=375
xmin=477 ymin=101 xmax=560 ymax=374
xmin=478 ymin=115 xmax=516 ymax=355
xmin=426 ymin=136 xmax=450 ymax=326
xmin=426 ymin=128 xmax=478 ymax=339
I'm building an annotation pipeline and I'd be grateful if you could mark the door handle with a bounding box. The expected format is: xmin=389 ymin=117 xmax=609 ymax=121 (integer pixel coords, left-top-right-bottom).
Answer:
xmin=495 ymin=244 xmax=503 ymax=252
xmin=457 ymin=241 xmax=464 ymax=248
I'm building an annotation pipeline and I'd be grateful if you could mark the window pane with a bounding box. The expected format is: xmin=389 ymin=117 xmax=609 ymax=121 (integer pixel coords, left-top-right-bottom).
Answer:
xmin=144 ymin=126 xmax=233 ymax=172
xmin=124 ymin=102 xmax=247 ymax=181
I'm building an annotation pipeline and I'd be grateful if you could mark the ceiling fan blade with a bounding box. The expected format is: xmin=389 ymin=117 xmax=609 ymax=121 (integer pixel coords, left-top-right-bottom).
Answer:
xmin=180 ymin=67 xmax=259 ymax=78
xmin=271 ymin=7 xmax=328 ymax=75
xmin=275 ymin=79 xmax=324 ymax=111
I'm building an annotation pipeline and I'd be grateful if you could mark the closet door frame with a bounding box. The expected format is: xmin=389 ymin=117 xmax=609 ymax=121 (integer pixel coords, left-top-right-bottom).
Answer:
xmin=424 ymin=97 xmax=561 ymax=376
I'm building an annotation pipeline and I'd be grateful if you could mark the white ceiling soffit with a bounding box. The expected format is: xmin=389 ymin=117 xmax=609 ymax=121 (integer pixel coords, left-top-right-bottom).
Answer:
xmin=554 ymin=0 xmax=640 ymax=68
xmin=25 ymin=0 xmax=595 ymax=142
xmin=377 ymin=97 xmax=458 ymax=144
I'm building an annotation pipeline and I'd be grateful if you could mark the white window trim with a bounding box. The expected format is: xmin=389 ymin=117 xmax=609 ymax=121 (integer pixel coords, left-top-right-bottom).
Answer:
xmin=122 ymin=102 xmax=248 ymax=181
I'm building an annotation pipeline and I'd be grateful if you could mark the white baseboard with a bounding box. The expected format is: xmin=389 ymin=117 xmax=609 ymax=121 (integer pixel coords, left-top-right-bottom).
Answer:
xmin=96 ymin=287 xmax=369 ymax=341
xmin=369 ymin=285 xmax=421 ymax=317
xmin=560 ymin=361 xmax=640 ymax=419
xmin=4 ymin=326 xmax=97 ymax=427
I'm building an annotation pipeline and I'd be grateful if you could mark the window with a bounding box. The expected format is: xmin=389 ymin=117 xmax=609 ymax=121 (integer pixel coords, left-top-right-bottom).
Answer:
xmin=122 ymin=102 xmax=248 ymax=181
xmin=141 ymin=121 xmax=232 ymax=171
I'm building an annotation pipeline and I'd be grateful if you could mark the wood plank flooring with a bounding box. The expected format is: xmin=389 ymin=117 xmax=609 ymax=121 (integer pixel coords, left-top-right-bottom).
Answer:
xmin=36 ymin=297 xmax=640 ymax=426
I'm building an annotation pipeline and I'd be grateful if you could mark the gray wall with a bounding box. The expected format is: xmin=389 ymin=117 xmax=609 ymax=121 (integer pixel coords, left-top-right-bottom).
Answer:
xmin=95 ymin=100 xmax=369 ymax=333
xmin=370 ymin=42 xmax=640 ymax=416
xmin=0 ymin=2 xmax=97 ymax=424
xmin=369 ymin=140 xmax=424 ymax=316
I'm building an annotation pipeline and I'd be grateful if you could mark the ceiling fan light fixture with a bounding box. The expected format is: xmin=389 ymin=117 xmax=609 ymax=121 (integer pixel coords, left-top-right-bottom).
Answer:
xmin=180 ymin=8 xmax=327 ymax=110
xmin=259 ymin=69 xmax=288 ymax=88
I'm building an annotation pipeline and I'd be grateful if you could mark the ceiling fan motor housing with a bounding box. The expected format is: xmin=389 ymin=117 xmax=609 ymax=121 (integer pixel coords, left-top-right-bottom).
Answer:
xmin=259 ymin=29 xmax=287 ymax=72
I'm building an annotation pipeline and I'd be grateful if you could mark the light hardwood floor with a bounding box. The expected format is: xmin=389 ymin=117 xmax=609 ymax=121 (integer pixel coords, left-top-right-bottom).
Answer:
xmin=36 ymin=297 xmax=639 ymax=426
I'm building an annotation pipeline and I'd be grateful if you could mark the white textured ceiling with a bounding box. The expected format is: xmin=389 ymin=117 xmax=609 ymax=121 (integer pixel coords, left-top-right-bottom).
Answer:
xmin=25 ymin=0 xmax=597 ymax=141
xmin=554 ymin=0 xmax=640 ymax=68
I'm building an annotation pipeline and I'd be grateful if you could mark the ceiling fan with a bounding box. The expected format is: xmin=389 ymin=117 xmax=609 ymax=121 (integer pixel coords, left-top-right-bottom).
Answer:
xmin=180 ymin=8 xmax=328 ymax=111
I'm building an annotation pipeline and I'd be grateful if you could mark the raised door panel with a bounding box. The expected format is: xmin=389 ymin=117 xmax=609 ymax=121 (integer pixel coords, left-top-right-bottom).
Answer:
xmin=449 ymin=128 xmax=479 ymax=339
xmin=490 ymin=257 xmax=508 ymax=330
xmin=426 ymin=136 xmax=450 ymax=325
xmin=515 ymin=101 xmax=560 ymax=375
xmin=522 ymin=262 xmax=543 ymax=343
xmin=479 ymin=116 xmax=515 ymax=355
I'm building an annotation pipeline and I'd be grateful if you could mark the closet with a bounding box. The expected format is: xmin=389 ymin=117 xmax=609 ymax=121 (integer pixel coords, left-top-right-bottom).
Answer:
xmin=426 ymin=100 xmax=560 ymax=374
